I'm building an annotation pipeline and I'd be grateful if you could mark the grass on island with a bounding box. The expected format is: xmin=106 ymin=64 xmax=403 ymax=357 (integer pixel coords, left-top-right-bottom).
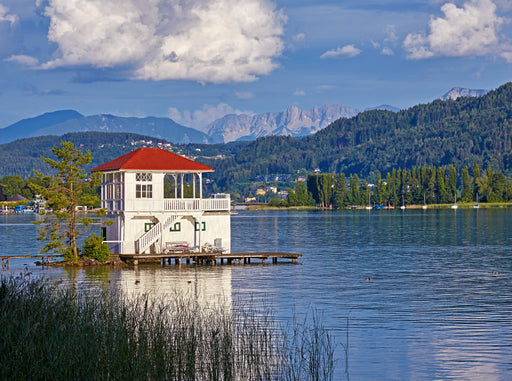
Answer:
xmin=0 ymin=275 xmax=336 ymax=381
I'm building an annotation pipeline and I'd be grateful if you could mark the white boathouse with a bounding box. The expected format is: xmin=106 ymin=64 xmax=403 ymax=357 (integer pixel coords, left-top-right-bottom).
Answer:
xmin=91 ymin=147 xmax=231 ymax=255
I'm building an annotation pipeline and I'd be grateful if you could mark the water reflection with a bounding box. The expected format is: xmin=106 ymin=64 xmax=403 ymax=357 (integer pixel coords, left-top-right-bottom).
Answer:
xmin=59 ymin=264 xmax=233 ymax=310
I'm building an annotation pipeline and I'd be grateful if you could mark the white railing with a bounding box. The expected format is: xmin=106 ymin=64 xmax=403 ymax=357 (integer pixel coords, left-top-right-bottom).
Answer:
xmin=163 ymin=197 xmax=230 ymax=212
xmin=135 ymin=222 xmax=162 ymax=254
xmin=162 ymin=215 xmax=178 ymax=230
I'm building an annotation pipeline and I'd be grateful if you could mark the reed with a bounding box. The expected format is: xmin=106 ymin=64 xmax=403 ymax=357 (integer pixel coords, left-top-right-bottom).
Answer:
xmin=0 ymin=275 xmax=336 ymax=380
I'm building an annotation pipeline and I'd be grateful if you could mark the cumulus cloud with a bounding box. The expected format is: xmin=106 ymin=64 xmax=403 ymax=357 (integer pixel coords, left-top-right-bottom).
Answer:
xmin=404 ymin=0 xmax=508 ymax=60
xmin=40 ymin=0 xmax=285 ymax=83
xmin=168 ymin=103 xmax=250 ymax=129
xmin=320 ymin=44 xmax=361 ymax=59
xmin=0 ymin=4 xmax=18 ymax=25
xmin=5 ymin=55 xmax=39 ymax=66
xmin=293 ymin=89 xmax=305 ymax=96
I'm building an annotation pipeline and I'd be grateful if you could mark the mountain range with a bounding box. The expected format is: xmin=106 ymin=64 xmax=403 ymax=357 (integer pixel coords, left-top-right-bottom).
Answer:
xmin=0 ymin=83 xmax=510 ymax=190
xmin=0 ymin=111 xmax=209 ymax=145
xmin=0 ymin=87 xmax=486 ymax=145
xmin=206 ymin=104 xmax=360 ymax=143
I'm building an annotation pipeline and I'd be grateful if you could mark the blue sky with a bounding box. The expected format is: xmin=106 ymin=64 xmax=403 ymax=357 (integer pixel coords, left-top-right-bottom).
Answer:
xmin=0 ymin=0 xmax=511 ymax=130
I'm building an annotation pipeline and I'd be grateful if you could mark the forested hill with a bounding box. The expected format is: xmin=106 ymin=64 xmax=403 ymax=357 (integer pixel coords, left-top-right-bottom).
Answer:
xmin=2 ymin=82 xmax=512 ymax=190
xmin=209 ymin=82 xmax=512 ymax=188
xmin=0 ymin=132 xmax=170 ymax=178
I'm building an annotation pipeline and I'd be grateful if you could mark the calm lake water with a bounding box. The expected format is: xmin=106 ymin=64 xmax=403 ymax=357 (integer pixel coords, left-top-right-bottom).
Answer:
xmin=2 ymin=208 xmax=512 ymax=380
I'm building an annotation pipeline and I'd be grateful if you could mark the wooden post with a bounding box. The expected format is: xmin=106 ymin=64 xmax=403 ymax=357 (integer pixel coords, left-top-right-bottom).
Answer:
xmin=262 ymin=258 xmax=266 ymax=265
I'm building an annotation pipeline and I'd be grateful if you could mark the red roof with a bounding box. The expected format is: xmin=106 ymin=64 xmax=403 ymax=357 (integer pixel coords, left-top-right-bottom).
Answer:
xmin=91 ymin=147 xmax=213 ymax=172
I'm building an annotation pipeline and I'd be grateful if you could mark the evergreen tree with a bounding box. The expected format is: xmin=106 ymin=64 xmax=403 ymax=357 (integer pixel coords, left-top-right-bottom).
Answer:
xmin=350 ymin=174 xmax=360 ymax=205
xmin=461 ymin=167 xmax=472 ymax=202
xmin=333 ymin=174 xmax=348 ymax=209
xmin=448 ymin=165 xmax=458 ymax=200
xmin=436 ymin=167 xmax=449 ymax=203
xmin=473 ymin=163 xmax=481 ymax=200
xmin=30 ymin=142 xmax=103 ymax=262
xmin=376 ymin=172 xmax=387 ymax=205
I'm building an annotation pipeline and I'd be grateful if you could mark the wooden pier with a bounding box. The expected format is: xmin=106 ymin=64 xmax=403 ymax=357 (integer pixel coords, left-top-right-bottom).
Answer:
xmin=1 ymin=255 xmax=61 ymax=269
xmin=118 ymin=252 xmax=301 ymax=266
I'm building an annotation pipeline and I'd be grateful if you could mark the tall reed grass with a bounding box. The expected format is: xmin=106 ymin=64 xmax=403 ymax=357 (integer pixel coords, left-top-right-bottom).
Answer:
xmin=0 ymin=275 xmax=336 ymax=380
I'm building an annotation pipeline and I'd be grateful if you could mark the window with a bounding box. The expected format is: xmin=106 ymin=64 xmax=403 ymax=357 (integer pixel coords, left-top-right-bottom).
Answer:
xmin=106 ymin=184 xmax=113 ymax=199
xmin=136 ymin=173 xmax=152 ymax=181
xmin=136 ymin=184 xmax=152 ymax=198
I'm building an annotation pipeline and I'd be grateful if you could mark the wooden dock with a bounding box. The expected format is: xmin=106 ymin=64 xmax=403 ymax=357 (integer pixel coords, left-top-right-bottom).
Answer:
xmin=1 ymin=255 xmax=61 ymax=269
xmin=0 ymin=252 xmax=302 ymax=268
xmin=118 ymin=252 xmax=301 ymax=266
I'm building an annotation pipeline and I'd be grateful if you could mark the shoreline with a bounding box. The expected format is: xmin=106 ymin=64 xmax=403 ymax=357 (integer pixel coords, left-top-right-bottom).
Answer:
xmin=245 ymin=202 xmax=512 ymax=211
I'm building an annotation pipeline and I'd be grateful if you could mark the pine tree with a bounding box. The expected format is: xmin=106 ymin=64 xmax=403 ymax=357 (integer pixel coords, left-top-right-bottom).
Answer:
xmin=30 ymin=142 xmax=103 ymax=262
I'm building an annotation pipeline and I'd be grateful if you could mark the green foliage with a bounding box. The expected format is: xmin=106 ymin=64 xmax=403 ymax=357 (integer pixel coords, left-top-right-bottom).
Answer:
xmin=63 ymin=246 xmax=80 ymax=263
xmin=287 ymin=181 xmax=315 ymax=206
xmin=0 ymin=175 xmax=34 ymax=200
xmin=305 ymin=164 xmax=511 ymax=208
xmin=30 ymin=142 xmax=102 ymax=260
xmin=268 ymin=198 xmax=288 ymax=207
xmin=82 ymin=233 xmax=110 ymax=263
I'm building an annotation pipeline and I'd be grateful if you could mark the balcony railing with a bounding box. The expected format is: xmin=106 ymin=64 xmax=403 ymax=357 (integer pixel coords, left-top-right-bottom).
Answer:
xmin=163 ymin=197 xmax=230 ymax=212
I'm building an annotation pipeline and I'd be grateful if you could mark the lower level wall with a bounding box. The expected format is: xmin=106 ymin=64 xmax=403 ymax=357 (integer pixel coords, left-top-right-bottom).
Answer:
xmin=103 ymin=212 xmax=231 ymax=254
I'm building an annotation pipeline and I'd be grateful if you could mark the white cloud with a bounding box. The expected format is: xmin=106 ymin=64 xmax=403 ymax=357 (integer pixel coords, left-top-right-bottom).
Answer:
xmin=5 ymin=55 xmax=39 ymax=66
xmin=293 ymin=89 xmax=306 ymax=96
xmin=0 ymin=4 xmax=18 ymax=25
xmin=293 ymin=33 xmax=306 ymax=42
xmin=320 ymin=44 xmax=361 ymax=59
xmin=381 ymin=47 xmax=394 ymax=56
xmin=41 ymin=0 xmax=285 ymax=84
xmin=404 ymin=0 xmax=508 ymax=60
xmin=168 ymin=103 xmax=250 ymax=129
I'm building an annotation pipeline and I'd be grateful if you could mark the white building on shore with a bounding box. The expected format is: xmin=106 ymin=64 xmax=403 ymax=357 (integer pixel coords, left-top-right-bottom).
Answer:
xmin=91 ymin=147 xmax=231 ymax=255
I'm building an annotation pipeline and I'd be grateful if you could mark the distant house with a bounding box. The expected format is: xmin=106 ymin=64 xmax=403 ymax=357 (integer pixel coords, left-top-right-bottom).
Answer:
xmin=256 ymin=189 xmax=266 ymax=195
xmin=91 ymin=147 xmax=231 ymax=255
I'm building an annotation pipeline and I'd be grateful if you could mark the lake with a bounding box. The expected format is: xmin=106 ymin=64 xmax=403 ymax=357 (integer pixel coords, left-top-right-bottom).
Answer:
xmin=1 ymin=208 xmax=512 ymax=380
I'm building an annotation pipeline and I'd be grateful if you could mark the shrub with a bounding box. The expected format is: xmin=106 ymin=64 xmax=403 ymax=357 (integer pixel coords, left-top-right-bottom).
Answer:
xmin=82 ymin=233 xmax=110 ymax=263
xmin=268 ymin=198 xmax=288 ymax=207
xmin=63 ymin=246 xmax=80 ymax=263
